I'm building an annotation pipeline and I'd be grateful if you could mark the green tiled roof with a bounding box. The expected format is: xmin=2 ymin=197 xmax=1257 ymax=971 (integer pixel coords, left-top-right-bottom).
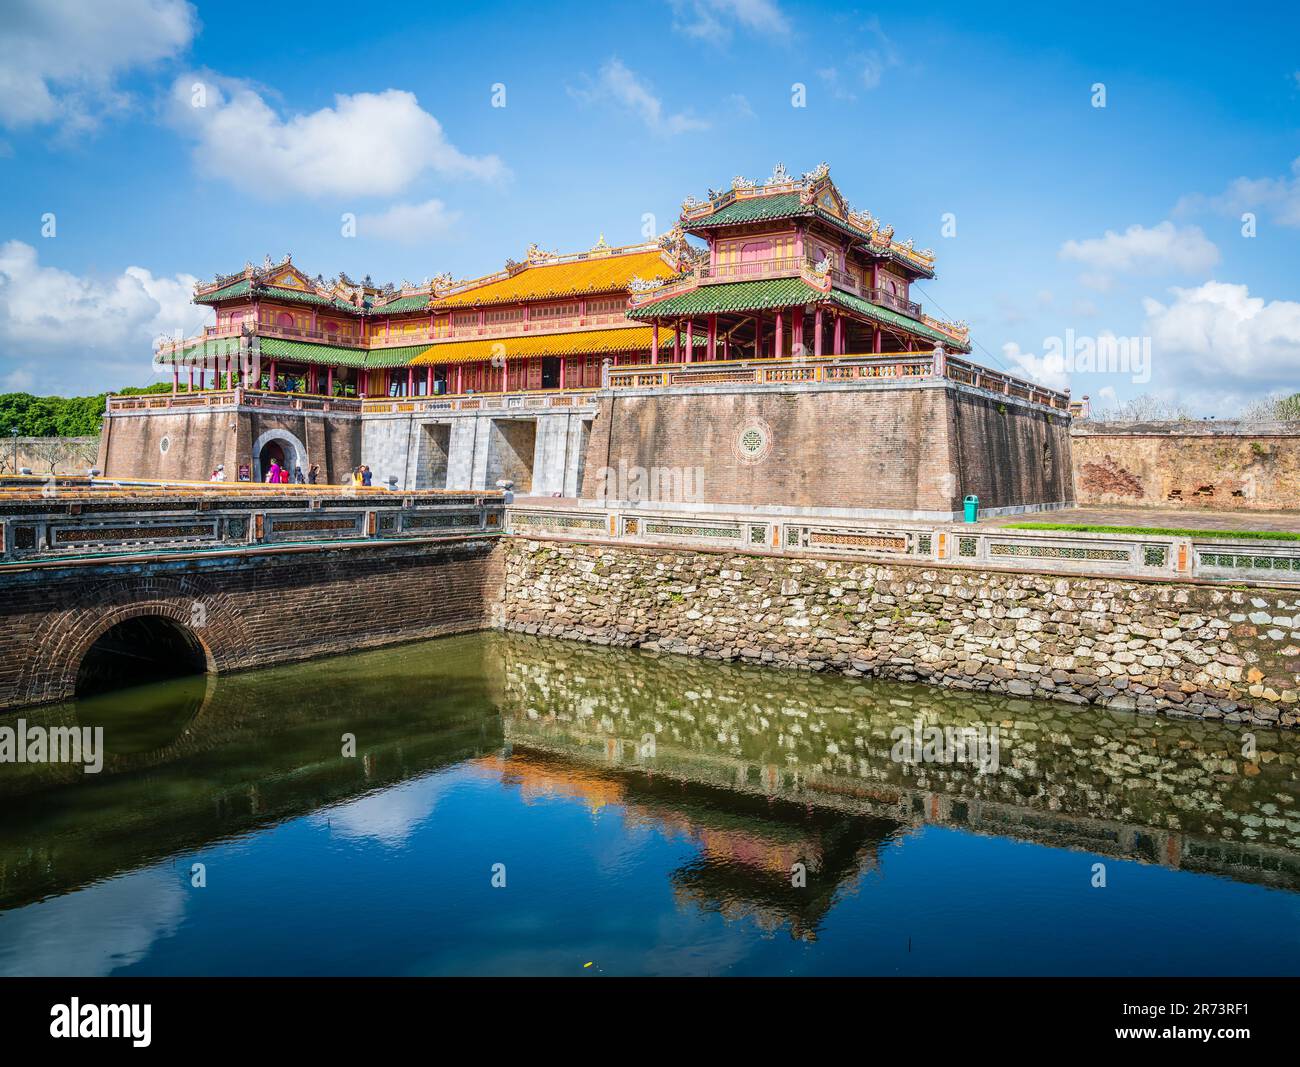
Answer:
xmin=371 ymin=295 xmax=431 ymax=315
xmin=683 ymin=193 xmax=936 ymax=279
xmin=627 ymin=278 xmax=970 ymax=352
xmin=156 ymin=335 xmax=243 ymax=364
xmin=827 ymin=289 xmax=971 ymax=352
xmin=258 ymin=337 xmax=369 ymax=369
xmin=195 ymin=279 xmax=252 ymax=304
xmin=684 ymin=193 xmax=807 ymax=228
xmin=362 ymin=344 xmax=435 ymax=368
xmin=255 ymin=337 xmax=437 ymax=369
xmin=195 ymin=279 xmax=366 ymax=314
xmin=627 ymin=278 xmax=820 ymax=318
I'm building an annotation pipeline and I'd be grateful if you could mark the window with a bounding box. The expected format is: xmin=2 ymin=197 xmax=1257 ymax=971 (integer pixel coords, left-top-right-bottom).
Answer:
xmin=531 ymin=302 xmax=578 ymax=320
xmin=485 ymin=307 xmax=524 ymax=324
xmin=586 ymin=297 xmax=625 ymax=315
xmin=452 ymin=311 xmax=479 ymax=326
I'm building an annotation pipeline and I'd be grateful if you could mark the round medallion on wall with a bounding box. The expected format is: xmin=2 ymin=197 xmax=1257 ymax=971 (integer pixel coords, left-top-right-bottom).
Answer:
xmin=159 ymin=436 xmax=171 ymax=455
xmin=734 ymin=417 xmax=773 ymax=465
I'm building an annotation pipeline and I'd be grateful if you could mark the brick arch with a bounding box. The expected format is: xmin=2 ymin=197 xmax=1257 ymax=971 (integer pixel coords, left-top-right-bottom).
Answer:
xmin=18 ymin=573 xmax=255 ymax=707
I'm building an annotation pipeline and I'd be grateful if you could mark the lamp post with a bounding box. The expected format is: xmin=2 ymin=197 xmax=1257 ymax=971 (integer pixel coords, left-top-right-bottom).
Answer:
xmin=10 ymin=429 xmax=17 ymax=475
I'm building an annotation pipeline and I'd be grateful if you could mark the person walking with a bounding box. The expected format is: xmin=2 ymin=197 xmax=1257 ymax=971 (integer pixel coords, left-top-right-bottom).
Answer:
xmin=308 ymin=464 xmax=319 ymax=485
xmin=266 ymin=459 xmax=281 ymax=484
xmin=293 ymin=466 xmax=305 ymax=484
xmin=278 ymin=465 xmax=290 ymax=484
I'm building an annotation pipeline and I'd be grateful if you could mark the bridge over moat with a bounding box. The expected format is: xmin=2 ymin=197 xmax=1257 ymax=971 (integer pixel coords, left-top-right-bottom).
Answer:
xmin=0 ymin=480 xmax=503 ymax=710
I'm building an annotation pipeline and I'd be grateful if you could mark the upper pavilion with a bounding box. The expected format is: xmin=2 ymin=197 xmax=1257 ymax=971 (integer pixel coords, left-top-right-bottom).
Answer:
xmin=154 ymin=163 xmax=981 ymax=401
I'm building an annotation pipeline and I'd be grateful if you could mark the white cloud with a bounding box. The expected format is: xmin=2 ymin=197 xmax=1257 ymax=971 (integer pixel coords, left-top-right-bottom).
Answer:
xmin=1176 ymin=156 xmax=1300 ymax=228
xmin=0 ymin=240 xmax=211 ymax=394
xmin=1060 ymin=221 xmax=1220 ymax=276
xmin=1001 ymin=341 xmax=1071 ymax=392
xmin=168 ymin=73 xmax=504 ymax=198
xmin=0 ymin=0 xmax=196 ymax=134
xmin=816 ymin=20 xmax=899 ymax=98
xmin=359 ymin=199 xmax=460 ymax=243
xmin=669 ymin=0 xmax=790 ymax=41
xmin=1143 ymin=280 xmax=1300 ymax=389
xmin=569 ymin=58 xmax=708 ymax=135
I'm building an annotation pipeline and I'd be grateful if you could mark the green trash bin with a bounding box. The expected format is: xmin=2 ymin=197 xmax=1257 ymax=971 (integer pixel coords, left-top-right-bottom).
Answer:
xmin=963 ymin=495 xmax=979 ymax=523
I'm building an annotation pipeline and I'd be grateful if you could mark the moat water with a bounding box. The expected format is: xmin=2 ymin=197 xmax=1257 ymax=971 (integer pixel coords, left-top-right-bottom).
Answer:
xmin=1 ymin=631 xmax=1298 ymax=976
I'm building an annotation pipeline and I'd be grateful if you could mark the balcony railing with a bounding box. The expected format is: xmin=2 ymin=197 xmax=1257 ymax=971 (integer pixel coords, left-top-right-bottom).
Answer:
xmin=106 ymin=388 xmax=363 ymax=414
xmin=863 ymin=286 xmax=922 ymax=319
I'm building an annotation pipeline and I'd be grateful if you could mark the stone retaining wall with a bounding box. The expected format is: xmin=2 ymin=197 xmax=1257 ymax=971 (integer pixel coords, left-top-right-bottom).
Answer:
xmin=498 ymin=538 xmax=1300 ymax=728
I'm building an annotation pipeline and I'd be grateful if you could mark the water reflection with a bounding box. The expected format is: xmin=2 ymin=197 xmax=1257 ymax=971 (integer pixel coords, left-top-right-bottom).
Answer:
xmin=0 ymin=630 xmax=1297 ymax=969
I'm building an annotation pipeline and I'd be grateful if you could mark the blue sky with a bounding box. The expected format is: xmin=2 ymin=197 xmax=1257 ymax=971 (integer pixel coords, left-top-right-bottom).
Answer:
xmin=0 ymin=0 xmax=1297 ymax=411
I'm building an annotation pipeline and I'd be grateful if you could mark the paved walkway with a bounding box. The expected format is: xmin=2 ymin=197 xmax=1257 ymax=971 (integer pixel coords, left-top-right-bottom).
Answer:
xmin=987 ymin=505 xmax=1300 ymax=533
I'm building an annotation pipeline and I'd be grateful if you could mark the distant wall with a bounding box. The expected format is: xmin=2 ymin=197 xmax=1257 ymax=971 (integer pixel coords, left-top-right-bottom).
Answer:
xmin=579 ymin=382 xmax=1073 ymax=518
xmin=1 ymin=437 xmax=99 ymax=476
xmin=1071 ymin=422 xmax=1300 ymax=511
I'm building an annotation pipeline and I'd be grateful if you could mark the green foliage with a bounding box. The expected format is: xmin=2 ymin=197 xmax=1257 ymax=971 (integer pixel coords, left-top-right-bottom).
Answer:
xmin=0 ymin=382 xmax=172 ymax=437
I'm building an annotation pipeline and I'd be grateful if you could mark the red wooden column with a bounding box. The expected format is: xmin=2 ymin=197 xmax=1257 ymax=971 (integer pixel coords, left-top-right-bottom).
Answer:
xmin=793 ymin=308 xmax=805 ymax=358
xmin=651 ymin=324 xmax=659 ymax=365
xmin=456 ymin=364 xmax=464 ymax=393
xmin=707 ymin=314 xmax=717 ymax=362
xmin=558 ymin=355 xmax=566 ymax=389
xmin=873 ymin=328 xmax=883 ymax=354
xmin=775 ymin=310 xmax=785 ymax=360
xmin=813 ymin=307 xmax=824 ymax=357
xmin=685 ymin=319 xmax=694 ymax=363
xmin=407 ymin=367 xmax=415 ymax=396
xmin=833 ymin=314 xmax=844 ymax=355
xmin=754 ymin=313 xmax=762 ymax=358
xmin=327 ymin=366 xmax=334 ymax=395
xmin=269 ymin=361 xmax=277 ymax=391
xmin=426 ymin=366 xmax=433 ymax=394
xmin=172 ymin=366 xmax=179 ymax=393
xmin=673 ymin=322 xmax=681 ymax=362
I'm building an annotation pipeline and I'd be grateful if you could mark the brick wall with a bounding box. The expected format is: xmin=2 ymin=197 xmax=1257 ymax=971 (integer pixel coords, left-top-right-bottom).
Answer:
xmin=0 ymin=537 xmax=500 ymax=709
xmin=99 ymin=409 xmax=361 ymax=483
xmin=579 ymin=383 xmax=1073 ymax=514
xmin=1071 ymin=423 xmax=1300 ymax=511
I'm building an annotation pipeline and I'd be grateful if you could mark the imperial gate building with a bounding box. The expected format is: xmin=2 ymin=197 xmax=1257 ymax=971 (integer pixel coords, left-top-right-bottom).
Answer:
xmin=99 ymin=165 xmax=1074 ymax=519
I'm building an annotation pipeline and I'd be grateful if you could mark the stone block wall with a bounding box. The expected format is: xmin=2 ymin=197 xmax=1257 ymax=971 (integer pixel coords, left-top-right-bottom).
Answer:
xmin=1071 ymin=422 xmax=1300 ymax=511
xmin=498 ymin=538 xmax=1300 ymax=728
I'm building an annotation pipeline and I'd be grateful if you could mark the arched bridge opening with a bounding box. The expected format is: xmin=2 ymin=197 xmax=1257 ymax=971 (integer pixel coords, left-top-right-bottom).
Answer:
xmin=74 ymin=616 xmax=209 ymax=699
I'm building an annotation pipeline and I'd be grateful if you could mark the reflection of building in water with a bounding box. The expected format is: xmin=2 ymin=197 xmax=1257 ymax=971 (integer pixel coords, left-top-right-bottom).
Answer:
xmin=476 ymin=747 xmax=892 ymax=941
xmin=488 ymin=633 xmax=1300 ymax=894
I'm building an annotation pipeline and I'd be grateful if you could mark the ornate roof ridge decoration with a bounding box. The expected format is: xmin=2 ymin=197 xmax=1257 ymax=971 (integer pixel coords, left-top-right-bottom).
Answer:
xmin=427 ymin=240 xmax=674 ymax=300
xmin=679 ymin=163 xmax=938 ymax=274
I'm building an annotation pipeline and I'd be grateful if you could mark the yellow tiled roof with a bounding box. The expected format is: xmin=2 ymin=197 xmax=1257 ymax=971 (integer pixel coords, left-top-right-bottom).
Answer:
xmin=431 ymin=249 xmax=677 ymax=309
xmin=412 ymin=325 xmax=679 ymax=366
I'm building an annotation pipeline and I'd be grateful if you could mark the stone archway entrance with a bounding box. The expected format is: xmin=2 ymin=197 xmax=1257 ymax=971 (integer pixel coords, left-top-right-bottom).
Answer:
xmin=251 ymin=429 xmax=308 ymax=483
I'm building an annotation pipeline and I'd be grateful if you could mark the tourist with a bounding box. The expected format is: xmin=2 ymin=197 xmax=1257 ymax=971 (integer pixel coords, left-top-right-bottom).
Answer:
xmin=278 ymin=465 xmax=290 ymax=484
xmin=266 ymin=459 xmax=281 ymax=483
xmin=308 ymin=464 xmax=319 ymax=484
xmin=210 ymin=465 xmax=226 ymax=482
xmin=293 ymin=466 xmax=305 ymax=484
xmin=361 ymin=465 xmax=373 ymax=487
xmin=351 ymin=466 xmax=363 ymax=487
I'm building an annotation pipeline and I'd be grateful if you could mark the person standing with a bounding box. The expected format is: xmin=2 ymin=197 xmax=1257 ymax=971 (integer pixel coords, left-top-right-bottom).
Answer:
xmin=266 ymin=459 xmax=281 ymax=484
xmin=308 ymin=464 xmax=319 ymax=485
xmin=361 ymin=465 xmax=373 ymax=487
